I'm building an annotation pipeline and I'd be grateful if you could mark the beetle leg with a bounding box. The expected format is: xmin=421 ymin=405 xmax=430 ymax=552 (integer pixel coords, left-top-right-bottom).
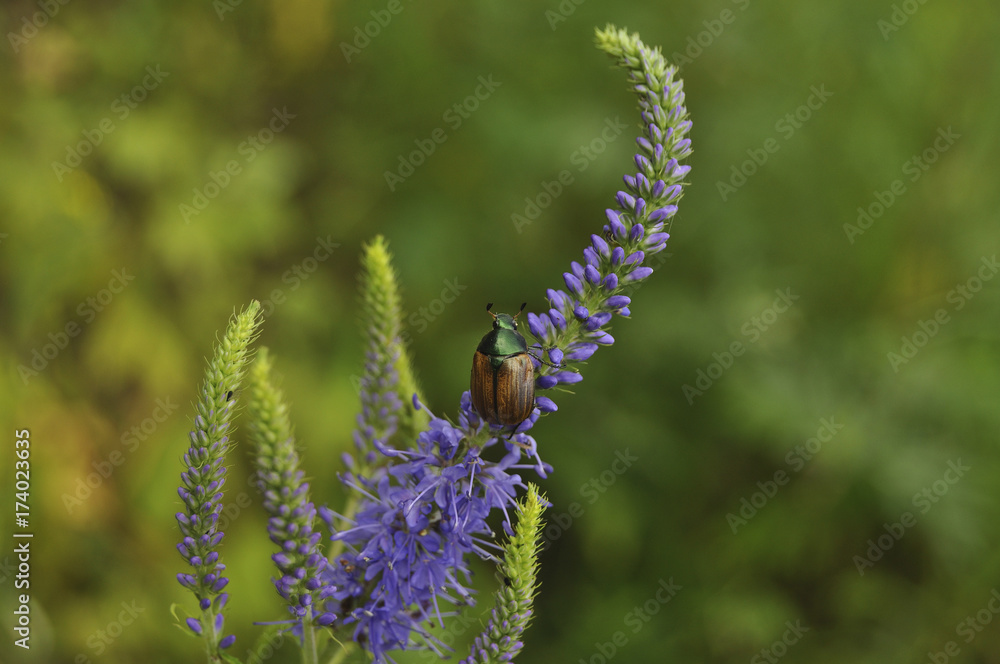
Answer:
xmin=527 ymin=350 xmax=564 ymax=369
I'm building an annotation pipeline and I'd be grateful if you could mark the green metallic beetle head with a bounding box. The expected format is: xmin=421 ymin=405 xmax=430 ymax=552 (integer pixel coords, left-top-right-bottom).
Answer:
xmin=478 ymin=302 xmax=529 ymax=358
xmin=487 ymin=302 xmax=526 ymax=331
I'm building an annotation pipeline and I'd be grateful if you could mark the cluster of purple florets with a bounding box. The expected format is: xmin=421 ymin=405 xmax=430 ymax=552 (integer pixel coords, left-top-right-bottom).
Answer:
xmin=319 ymin=390 xmax=550 ymax=660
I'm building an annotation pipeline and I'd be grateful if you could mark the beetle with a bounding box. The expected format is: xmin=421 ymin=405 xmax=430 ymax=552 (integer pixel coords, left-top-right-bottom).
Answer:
xmin=470 ymin=302 xmax=535 ymax=429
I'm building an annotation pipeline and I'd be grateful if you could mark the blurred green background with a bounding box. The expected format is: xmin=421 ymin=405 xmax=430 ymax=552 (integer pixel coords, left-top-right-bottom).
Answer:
xmin=2 ymin=0 xmax=1000 ymax=662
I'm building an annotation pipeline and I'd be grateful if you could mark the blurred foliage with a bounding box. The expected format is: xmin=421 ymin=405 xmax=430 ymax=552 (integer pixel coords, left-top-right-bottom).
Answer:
xmin=2 ymin=0 xmax=1000 ymax=663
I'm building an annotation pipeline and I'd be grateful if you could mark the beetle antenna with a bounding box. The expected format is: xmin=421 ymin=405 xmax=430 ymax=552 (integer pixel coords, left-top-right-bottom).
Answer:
xmin=486 ymin=302 xmax=496 ymax=320
xmin=513 ymin=302 xmax=527 ymax=320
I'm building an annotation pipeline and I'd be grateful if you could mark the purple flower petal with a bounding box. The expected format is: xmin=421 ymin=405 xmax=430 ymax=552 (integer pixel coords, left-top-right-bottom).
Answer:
xmin=552 ymin=371 xmax=583 ymax=385
xmin=624 ymin=267 xmax=654 ymax=282
xmin=591 ymin=233 xmax=610 ymax=258
xmin=605 ymin=295 xmax=631 ymax=309
xmin=606 ymin=209 xmax=627 ymax=238
xmin=548 ymin=308 xmax=567 ymax=330
xmin=616 ymin=191 xmax=636 ymax=210
xmin=648 ymin=206 xmax=677 ymax=223
xmin=563 ymin=272 xmax=584 ymax=296
xmin=624 ymin=250 xmax=645 ymax=267
xmin=186 ymin=618 xmax=202 ymax=635
xmin=644 ymin=232 xmax=670 ymax=248
xmin=589 ymin=330 xmax=615 ymax=345
xmin=586 ymin=312 xmax=613 ymax=330
xmin=565 ymin=343 xmax=598 ymax=361
xmin=535 ymin=396 xmax=558 ymax=412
